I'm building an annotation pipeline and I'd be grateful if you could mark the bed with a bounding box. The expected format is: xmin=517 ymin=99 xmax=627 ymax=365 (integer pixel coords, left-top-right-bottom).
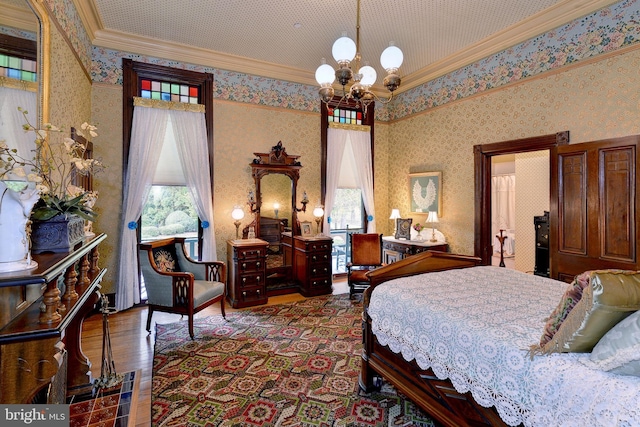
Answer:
xmin=359 ymin=251 xmax=640 ymax=427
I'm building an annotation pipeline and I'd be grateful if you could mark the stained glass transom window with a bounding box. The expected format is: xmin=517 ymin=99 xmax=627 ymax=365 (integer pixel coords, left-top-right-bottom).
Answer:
xmin=328 ymin=107 xmax=362 ymax=125
xmin=139 ymin=79 xmax=199 ymax=103
xmin=0 ymin=54 xmax=37 ymax=82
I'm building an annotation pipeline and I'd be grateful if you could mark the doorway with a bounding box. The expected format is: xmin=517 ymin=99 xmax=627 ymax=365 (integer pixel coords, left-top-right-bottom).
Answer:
xmin=474 ymin=131 xmax=569 ymax=266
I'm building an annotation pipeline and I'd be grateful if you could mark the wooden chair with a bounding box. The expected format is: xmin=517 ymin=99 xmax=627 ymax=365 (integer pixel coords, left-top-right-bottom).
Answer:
xmin=347 ymin=233 xmax=383 ymax=299
xmin=139 ymin=237 xmax=226 ymax=339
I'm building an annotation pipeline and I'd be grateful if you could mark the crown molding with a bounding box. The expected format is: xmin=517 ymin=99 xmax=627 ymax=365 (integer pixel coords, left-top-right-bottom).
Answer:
xmin=72 ymin=0 xmax=103 ymax=41
xmin=399 ymin=0 xmax=620 ymax=92
xmin=92 ymin=28 xmax=317 ymax=86
xmin=82 ymin=0 xmax=617 ymax=94
xmin=0 ymin=2 xmax=38 ymax=32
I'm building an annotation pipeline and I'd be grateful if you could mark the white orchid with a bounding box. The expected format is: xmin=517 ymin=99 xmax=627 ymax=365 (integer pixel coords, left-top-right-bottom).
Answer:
xmin=1 ymin=107 xmax=104 ymax=221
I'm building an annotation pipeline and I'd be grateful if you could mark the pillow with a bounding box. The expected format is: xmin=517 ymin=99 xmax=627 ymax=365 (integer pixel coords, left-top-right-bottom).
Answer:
xmin=152 ymin=247 xmax=180 ymax=272
xmin=530 ymin=270 xmax=640 ymax=356
xmin=589 ymin=309 xmax=640 ymax=376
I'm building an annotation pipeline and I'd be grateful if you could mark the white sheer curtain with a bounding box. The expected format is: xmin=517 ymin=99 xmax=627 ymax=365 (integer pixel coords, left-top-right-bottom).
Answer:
xmin=171 ymin=109 xmax=217 ymax=260
xmin=117 ymin=105 xmax=168 ymax=310
xmin=0 ymin=87 xmax=37 ymax=172
xmin=325 ymin=125 xmax=376 ymax=233
xmin=324 ymin=127 xmax=347 ymax=233
xmin=349 ymin=130 xmax=376 ymax=232
xmin=491 ymin=174 xmax=516 ymax=236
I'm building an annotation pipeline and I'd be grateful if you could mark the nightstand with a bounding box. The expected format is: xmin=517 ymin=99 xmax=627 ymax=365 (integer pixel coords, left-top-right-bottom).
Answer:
xmin=227 ymin=238 xmax=269 ymax=308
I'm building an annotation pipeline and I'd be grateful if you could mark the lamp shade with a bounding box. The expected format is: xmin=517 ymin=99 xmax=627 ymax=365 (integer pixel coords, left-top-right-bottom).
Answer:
xmin=332 ymin=34 xmax=357 ymax=63
xmin=426 ymin=211 xmax=439 ymax=223
xmin=315 ymin=60 xmax=335 ymax=85
xmin=389 ymin=208 xmax=401 ymax=219
xmin=231 ymin=206 xmax=245 ymax=221
xmin=358 ymin=65 xmax=377 ymax=87
xmin=380 ymin=43 xmax=403 ymax=71
xmin=313 ymin=206 xmax=325 ymax=218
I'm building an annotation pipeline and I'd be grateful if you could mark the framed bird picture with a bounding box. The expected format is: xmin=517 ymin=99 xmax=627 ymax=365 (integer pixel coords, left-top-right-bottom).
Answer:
xmin=409 ymin=171 xmax=442 ymax=217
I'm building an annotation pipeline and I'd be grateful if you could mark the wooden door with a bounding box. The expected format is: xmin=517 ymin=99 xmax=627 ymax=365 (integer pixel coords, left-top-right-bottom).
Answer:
xmin=550 ymin=135 xmax=640 ymax=282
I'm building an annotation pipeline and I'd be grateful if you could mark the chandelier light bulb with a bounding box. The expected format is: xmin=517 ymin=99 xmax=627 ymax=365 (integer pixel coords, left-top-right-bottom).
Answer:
xmin=315 ymin=59 xmax=335 ymax=85
xmin=332 ymin=32 xmax=357 ymax=64
xmin=380 ymin=42 xmax=404 ymax=72
xmin=358 ymin=64 xmax=377 ymax=87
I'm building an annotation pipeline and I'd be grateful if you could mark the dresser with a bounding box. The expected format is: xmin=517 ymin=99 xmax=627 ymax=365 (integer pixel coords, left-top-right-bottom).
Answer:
xmin=382 ymin=236 xmax=448 ymax=264
xmin=293 ymin=236 xmax=333 ymax=297
xmin=0 ymin=233 xmax=107 ymax=404
xmin=227 ymin=239 xmax=269 ymax=308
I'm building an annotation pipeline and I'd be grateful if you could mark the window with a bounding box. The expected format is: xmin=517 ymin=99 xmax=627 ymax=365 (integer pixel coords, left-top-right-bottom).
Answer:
xmin=320 ymin=100 xmax=375 ymax=275
xmin=121 ymin=59 xmax=213 ymax=303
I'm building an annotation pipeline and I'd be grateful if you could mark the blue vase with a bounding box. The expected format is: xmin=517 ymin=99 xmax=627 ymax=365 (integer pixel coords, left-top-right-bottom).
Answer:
xmin=31 ymin=214 xmax=85 ymax=254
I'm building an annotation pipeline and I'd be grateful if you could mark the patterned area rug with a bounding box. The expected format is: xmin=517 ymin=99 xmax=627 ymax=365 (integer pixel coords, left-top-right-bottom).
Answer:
xmin=152 ymin=294 xmax=436 ymax=426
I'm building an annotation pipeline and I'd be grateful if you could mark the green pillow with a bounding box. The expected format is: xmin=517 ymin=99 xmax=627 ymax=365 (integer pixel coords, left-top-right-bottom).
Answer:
xmin=531 ymin=270 xmax=640 ymax=355
xmin=589 ymin=309 xmax=640 ymax=376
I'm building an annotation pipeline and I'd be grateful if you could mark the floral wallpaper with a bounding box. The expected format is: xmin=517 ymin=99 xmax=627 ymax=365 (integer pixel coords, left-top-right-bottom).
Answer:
xmin=387 ymin=47 xmax=640 ymax=256
xmin=390 ymin=0 xmax=640 ymax=120
xmin=43 ymin=0 xmax=92 ymax=73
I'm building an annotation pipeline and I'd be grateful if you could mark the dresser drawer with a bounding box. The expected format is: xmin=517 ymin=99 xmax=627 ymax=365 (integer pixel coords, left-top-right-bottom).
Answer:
xmin=235 ymin=247 xmax=265 ymax=260
xmin=238 ymin=273 xmax=264 ymax=289
xmin=237 ymin=287 xmax=266 ymax=305
xmin=238 ymin=258 xmax=264 ymax=274
xmin=309 ymin=251 xmax=331 ymax=265
xmin=309 ymin=277 xmax=331 ymax=290
xmin=383 ymin=241 xmax=412 ymax=254
xmin=309 ymin=264 xmax=330 ymax=279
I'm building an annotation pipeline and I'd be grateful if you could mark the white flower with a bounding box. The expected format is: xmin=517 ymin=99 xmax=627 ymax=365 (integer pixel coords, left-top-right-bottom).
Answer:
xmin=13 ymin=167 xmax=26 ymax=177
xmin=36 ymin=184 xmax=49 ymax=194
xmin=26 ymin=173 xmax=43 ymax=183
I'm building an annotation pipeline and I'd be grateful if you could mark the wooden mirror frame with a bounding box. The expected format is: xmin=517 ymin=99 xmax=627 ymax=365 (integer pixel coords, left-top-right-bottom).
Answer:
xmin=244 ymin=141 xmax=302 ymax=238
xmin=0 ymin=0 xmax=50 ymax=126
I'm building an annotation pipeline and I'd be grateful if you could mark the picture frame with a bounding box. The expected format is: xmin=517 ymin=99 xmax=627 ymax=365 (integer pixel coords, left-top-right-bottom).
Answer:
xmin=409 ymin=171 xmax=442 ymax=217
xmin=394 ymin=218 xmax=412 ymax=240
xmin=300 ymin=221 xmax=313 ymax=237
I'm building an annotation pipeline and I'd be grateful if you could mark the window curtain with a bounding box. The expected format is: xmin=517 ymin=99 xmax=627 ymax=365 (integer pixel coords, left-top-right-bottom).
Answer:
xmin=116 ymin=105 xmax=168 ymax=311
xmin=171 ymin=108 xmax=217 ymax=260
xmin=0 ymin=86 xmax=37 ymax=173
xmin=491 ymin=174 xmax=516 ymax=236
xmin=325 ymin=124 xmax=376 ymax=233
xmin=117 ymin=100 xmax=217 ymax=311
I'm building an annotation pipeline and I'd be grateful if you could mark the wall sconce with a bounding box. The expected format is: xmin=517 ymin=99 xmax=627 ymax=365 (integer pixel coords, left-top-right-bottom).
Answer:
xmin=247 ymin=190 xmax=258 ymax=214
xmin=273 ymin=202 xmax=280 ymax=219
xmin=296 ymin=190 xmax=309 ymax=213
xmin=389 ymin=208 xmax=401 ymax=235
xmin=313 ymin=205 xmax=325 ymax=236
xmin=426 ymin=211 xmax=439 ymax=242
xmin=231 ymin=206 xmax=245 ymax=239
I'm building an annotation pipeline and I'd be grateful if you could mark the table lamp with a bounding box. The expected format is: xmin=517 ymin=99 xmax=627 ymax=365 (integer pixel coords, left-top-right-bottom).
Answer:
xmin=427 ymin=211 xmax=439 ymax=242
xmin=389 ymin=209 xmax=401 ymax=235
xmin=231 ymin=206 xmax=245 ymax=239
xmin=313 ymin=205 xmax=325 ymax=236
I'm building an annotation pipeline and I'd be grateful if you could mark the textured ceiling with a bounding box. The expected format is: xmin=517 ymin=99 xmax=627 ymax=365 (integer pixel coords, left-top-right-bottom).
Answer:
xmin=1 ymin=0 xmax=621 ymax=93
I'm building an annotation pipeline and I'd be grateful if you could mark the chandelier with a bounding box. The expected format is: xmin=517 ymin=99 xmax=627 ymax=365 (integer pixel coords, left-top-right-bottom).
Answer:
xmin=315 ymin=0 xmax=403 ymax=111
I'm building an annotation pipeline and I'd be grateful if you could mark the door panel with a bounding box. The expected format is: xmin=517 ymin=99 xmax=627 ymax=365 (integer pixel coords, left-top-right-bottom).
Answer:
xmin=551 ymin=136 xmax=639 ymax=282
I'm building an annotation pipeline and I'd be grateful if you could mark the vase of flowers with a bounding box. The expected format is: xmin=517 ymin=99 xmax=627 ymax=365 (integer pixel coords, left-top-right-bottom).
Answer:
xmin=413 ymin=222 xmax=424 ymax=241
xmin=0 ymin=108 xmax=102 ymax=254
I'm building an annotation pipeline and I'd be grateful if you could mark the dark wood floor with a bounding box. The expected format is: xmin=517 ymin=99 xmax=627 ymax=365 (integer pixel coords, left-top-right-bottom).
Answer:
xmin=80 ymin=279 xmax=348 ymax=426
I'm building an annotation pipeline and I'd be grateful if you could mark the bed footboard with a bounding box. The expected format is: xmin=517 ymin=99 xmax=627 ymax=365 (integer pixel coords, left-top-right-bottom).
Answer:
xmin=360 ymin=252 xmax=509 ymax=427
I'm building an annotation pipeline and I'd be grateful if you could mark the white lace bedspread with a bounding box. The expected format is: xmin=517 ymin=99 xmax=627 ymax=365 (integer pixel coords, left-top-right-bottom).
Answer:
xmin=368 ymin=266 xmax=640 ymax=427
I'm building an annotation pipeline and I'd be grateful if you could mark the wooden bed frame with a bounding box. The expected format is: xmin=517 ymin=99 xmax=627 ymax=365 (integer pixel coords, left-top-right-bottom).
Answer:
xmin=360 ymin=251 xmax=513 ymax=427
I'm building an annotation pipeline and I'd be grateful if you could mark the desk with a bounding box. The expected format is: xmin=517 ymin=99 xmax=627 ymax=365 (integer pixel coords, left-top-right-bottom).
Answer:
xmin=382 ymin=236 xmax=448 ymax=264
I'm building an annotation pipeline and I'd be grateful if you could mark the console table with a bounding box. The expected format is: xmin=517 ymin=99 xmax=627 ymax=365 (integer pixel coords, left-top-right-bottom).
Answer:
xmin=0 ymin=233 xmax=107 ymax=404
xmin=382 ymin=236 xmax=448 ymax=264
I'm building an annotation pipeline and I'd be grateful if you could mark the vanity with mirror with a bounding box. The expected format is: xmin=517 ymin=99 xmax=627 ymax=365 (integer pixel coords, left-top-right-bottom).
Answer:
xmin=228 ymin=142 xmax=333 ymax=306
